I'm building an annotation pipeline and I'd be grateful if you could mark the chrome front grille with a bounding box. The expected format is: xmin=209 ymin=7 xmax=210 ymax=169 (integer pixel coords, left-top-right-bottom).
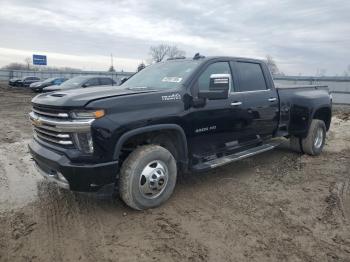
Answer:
xmin=32 ymin=105 xmax=69 ymax=119
xmin=34 ymin=126 xmax=73 ymax=146
xmin=29 ymin=106 xmax=93 ymax=147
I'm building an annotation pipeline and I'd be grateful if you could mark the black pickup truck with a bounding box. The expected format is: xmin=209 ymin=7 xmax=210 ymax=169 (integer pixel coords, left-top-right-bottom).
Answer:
xmin=29 ymin=55 xmax=332 ymax=210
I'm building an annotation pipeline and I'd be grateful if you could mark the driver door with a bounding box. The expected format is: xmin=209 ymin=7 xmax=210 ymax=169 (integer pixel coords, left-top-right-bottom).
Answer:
xmin=186 ymin=61 xmax=249 ymax=155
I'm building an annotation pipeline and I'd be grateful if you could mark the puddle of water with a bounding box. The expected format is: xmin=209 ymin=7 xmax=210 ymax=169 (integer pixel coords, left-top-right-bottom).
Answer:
xmin=0 ymin=140 xmax=117 ymax=213
xmin=0 ymin=140 xmax=42 ymax=212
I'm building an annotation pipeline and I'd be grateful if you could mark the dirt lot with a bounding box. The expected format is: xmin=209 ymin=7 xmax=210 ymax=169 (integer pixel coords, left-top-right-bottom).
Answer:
xmin=0 ymin=83 xmax=349 ymax=262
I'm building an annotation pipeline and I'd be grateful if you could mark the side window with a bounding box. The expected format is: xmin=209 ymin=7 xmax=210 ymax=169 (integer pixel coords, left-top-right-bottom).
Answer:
xmin=99 ymin=77 xmax=113 ymax=85
xmin=197 ymin=62 xmax=232 ymax=91
xmin=85 ymin=78 xmax=99 ymax=87
xmin=236 ymin=62 xmax=267 ymax=92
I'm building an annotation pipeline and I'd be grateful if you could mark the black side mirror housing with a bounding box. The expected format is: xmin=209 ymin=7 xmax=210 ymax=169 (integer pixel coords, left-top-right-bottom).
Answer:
xmin=198 ymin=74 xmax=230 ymax=100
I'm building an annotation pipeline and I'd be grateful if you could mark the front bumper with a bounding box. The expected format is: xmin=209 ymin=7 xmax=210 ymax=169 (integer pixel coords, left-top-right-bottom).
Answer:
xmin=29 ymin=139 xmax=118 ymax=192
xmin=34 ymin=161 xmax=70 ymax=189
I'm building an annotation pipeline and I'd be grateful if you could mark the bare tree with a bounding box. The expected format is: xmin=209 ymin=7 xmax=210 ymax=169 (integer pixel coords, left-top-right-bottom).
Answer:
xmin=137 ymin=62 xmax=146 ymax=72
xmin=2 ymin=63 xmax=27 ymax=70
xmin=149 ymin=44 xmax=170 ymax=63
xmin=265 ymin=55 xmax=280 ymax=75
xmin=24 ymin=57 xmax=31 ymax=70
xmin=108 ymin=65 xmax=115 ymax=72
xmin=167 ymin=45 xmax=186 ymax=59
xmin=149 ymin=44 xmax=186 ymax=62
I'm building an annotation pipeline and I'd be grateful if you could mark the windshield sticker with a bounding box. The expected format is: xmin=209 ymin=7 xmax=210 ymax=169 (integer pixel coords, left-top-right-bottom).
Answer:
xmin=161 ymin=93 xmax=181 ymax=101
xmin=162 ymin=77 xmax=182 ymax=83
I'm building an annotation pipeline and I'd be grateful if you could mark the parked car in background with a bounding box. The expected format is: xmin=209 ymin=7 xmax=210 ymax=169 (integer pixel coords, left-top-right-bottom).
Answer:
xmin=43 ymin=76 xmax=116 ymax=92
xmin=30 ymin=77 xmax=68 ymax=92
xmin=21 ymin=76 xmax=41 ymax=87
xmin=8 ymin=77 xmax=21 ymax=86
xmin=10 ymin=76 xmax=41 ymax=87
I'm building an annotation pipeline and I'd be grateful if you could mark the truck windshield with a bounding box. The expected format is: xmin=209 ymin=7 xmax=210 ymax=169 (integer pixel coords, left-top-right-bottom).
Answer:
xmin=42 ymin=77 xmax=56 ymax=84
xmin=122 ymin=60 xmax=201 ymax=89
xmin=57 ymin=76 xmax=92 ymax=89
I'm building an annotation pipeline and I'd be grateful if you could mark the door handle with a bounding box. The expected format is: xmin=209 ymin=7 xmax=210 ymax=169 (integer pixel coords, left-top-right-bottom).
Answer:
xmin=268 ymin=97 xmax=277 ymax=102
xmin=231 ymin=101 xmax=242 ymax=106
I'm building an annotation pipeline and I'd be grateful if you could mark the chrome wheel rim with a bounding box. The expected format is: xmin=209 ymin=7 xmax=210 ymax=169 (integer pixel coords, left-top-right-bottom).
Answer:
xmin=314 ymin=128 xmax=324 ymax=149
xmin=139 ymin=160 xmax=168 ymax=199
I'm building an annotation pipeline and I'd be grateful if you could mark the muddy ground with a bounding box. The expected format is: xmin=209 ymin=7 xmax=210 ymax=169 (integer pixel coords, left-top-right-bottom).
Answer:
xmin=0 ymin=83 xmax=349 ymax=262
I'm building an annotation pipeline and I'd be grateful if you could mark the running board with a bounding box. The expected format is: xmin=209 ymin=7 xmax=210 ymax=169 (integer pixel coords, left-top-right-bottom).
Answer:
xmin=192 ymin=142 xmax=281 ymax=171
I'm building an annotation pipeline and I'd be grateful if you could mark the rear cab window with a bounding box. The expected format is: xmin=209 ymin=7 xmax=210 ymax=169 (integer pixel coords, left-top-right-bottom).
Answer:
xmin=235 ymin=62 xmax=267 ymax=92
xmin=85 ymin=78 xmax=100 ymax=86
xmin=99 ymin=77 xmax=114 ymax=85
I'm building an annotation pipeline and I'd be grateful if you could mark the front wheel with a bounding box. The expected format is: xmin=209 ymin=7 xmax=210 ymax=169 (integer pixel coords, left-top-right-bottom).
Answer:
xmin=119 ymin=145 xmax=177 ymax=210
xmin=301 ymin=119 xmax=327 ymax=156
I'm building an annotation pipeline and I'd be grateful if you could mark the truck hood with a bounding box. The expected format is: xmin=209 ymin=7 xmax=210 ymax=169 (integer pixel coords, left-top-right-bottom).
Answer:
xmin=32 ymin=85 xmax=157 ymax=108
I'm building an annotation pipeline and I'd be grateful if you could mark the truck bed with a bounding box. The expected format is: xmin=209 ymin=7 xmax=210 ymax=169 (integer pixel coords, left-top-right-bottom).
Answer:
xmin=276 ymin=83 xmax=331 ymax=134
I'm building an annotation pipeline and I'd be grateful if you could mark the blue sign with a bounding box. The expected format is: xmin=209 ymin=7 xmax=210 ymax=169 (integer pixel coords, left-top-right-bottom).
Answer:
xmin=33 ymin=54 xmax=47 ymax=65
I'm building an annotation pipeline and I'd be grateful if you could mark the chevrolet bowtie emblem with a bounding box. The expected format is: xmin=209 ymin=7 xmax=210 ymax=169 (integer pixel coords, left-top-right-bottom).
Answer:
xmin=33 ymin=117 xmax=42 ymax=126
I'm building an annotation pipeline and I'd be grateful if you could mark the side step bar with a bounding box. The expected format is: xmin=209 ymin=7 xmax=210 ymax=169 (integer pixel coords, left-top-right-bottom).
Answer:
xmin=192 ymin=141 xmax=281 ymax=171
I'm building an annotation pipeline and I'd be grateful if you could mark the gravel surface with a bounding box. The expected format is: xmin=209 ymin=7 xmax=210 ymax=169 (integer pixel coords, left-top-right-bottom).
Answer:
xmin=0 ymin=83 xmax=349 ymax=262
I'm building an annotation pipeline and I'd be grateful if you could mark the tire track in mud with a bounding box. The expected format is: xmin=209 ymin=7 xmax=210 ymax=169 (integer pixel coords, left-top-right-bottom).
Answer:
xmin=36 ymin=183 xmax=65 ymax=261
xmin=0 ymin=207 xmax=39 ymax=261
xmin=35 ymin=183 xmax=100 ymax=261
xmin=36 ymin=182 xmax=112 ymax=261
xmin=322 ymin=179 xmax=350 ymax=223
xmin=72 ymin=193 xmax=108 ymax=261
xmin=131 ymin=206 xmax=210 ymax=262
xmin=0 ymin=214 xmax=10 ymax=262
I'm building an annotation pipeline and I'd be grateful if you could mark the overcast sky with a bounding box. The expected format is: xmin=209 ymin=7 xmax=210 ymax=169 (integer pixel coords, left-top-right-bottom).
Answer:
xmin=0 ymin=0 xmax=349 ymax=75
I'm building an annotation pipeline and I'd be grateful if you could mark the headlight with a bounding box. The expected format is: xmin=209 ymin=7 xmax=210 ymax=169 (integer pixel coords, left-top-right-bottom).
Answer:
xmin=71 ymin=110 xmax=105 ymax=119
xmin=73 ymin=132 xmax=94 ymax=154
xmin=70 ymin=109 xmax=105 ymax=154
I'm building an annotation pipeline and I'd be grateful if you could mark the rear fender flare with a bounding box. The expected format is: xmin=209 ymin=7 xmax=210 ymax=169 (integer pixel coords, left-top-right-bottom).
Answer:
xmin=310 ymin=105 xmax=332 ymax=131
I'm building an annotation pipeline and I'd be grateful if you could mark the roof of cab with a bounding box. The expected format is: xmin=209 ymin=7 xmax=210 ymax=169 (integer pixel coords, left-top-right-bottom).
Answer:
xmin=165 ymin=55 xmax=264 ymax=64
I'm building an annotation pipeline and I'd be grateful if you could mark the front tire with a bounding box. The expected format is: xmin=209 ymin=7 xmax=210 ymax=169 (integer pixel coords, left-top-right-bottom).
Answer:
xmin=301 ymin=119 xmax=326 ymax=156
xmin=119 ymin=145 xmax=177 ymax=210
